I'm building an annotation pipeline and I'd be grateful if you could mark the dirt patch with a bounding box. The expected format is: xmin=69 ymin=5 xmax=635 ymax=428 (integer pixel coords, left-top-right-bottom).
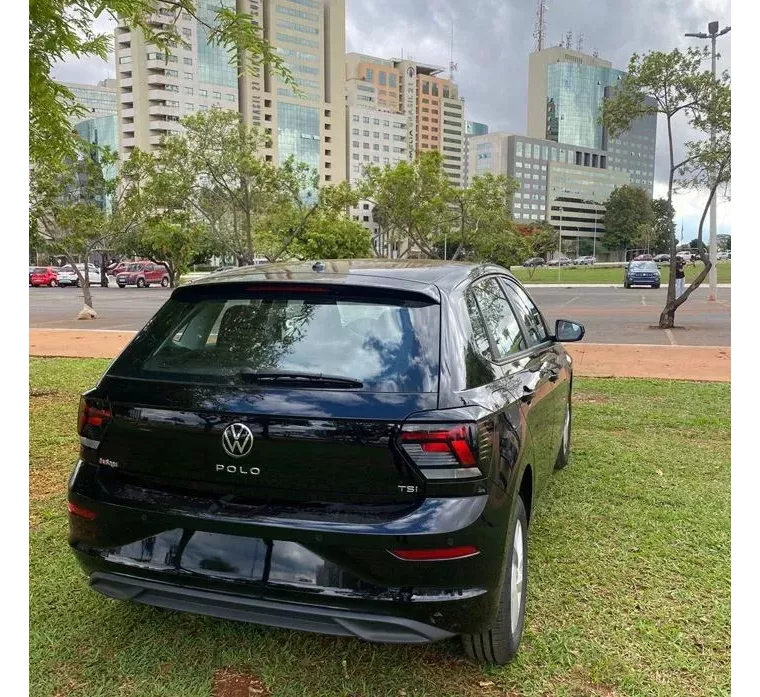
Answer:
xmin=30 ymin=388 xmax=62 ymax=398
xmin=212 ymin=669 xmax=270 ymax=697
xmin=574 ymin=392 xmax=610 ymax=404
xmin=29 ymin=466 xmax=67 ymax=503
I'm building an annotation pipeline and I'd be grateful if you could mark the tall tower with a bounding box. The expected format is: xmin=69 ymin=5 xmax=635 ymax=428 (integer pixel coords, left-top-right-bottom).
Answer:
xmin=534 ymin=0 xmax=547 ymax=52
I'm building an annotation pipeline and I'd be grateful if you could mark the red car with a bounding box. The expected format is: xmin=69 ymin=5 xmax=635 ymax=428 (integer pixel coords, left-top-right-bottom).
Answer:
xmin=30 ymin=266 xmax=59 ymax=287
xmin=633 ymin=254 xmax=654 ymax=261
xmin=116 ymin=261 xmax=170 ymax=288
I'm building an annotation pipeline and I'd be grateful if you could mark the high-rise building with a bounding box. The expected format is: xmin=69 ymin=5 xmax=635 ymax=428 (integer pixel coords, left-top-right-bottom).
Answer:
xmin=467 ymin=131 xmax=631 ymax=259
xmin=345 ymin=53 xmax=466 ymax=188
xmin=463 ymin=120 xmax=489 ymax=186
xmin=527 ymin=46 xmax=656 ymax=195
xmin=466 ymin=121 xmax=489 ymax=136
xmin=114 ymin=0 xmax=345 ymax=184
xmin=64 ymin=79 xmax=118 ymax=123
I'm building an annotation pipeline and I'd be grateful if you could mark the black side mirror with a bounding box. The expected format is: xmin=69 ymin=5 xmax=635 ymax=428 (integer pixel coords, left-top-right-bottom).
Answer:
xmin=554 ymin=319 xmax=585 ymax=343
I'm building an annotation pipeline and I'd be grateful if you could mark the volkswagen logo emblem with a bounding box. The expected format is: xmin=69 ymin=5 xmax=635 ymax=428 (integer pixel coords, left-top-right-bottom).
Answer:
xmin=221 ymin=423 xmax=254 ymax=458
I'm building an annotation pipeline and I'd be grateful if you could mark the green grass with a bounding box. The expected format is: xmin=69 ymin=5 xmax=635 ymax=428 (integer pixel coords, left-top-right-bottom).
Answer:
xmin=29 ymin=359 xmax=730 ymax=697
xmin=511 ymin=261 xmax=731 ymax=285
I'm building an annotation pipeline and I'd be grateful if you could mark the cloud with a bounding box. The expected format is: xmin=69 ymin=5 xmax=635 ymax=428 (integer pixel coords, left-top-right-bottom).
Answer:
xmin=52 ymin=0 xmax=731 ymax=233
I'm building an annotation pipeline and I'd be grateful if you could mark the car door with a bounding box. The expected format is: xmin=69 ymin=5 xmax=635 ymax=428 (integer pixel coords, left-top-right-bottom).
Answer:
xmin=466 ymin=277 xmax=558 ymax=486
xmin=500 ymin=277 xmax=568 ymax=483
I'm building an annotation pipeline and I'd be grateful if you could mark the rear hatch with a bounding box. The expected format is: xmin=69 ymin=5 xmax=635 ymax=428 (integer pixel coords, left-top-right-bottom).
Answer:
xmin=84 ymin=281 xmax=443 ymax=504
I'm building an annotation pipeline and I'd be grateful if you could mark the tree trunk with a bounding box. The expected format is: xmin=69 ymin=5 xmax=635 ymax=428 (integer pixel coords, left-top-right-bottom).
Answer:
xmin=659 ymin=114 xmax=678 ymax=329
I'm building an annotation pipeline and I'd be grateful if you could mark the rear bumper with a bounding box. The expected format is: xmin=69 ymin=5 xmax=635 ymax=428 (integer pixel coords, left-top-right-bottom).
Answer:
xmin=68 ymin=461 xmax=510 ymax=638
xmin=90 ymin=571 xmax=456 ymax=643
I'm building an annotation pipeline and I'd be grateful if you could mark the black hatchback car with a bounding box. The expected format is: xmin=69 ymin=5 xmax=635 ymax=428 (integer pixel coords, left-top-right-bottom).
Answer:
xmin=68 ymin=260 xmax=584 ymax=665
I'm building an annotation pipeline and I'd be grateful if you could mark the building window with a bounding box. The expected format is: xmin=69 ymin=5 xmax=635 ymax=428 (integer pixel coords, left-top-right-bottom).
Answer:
xmin=352 ymin=115 xmax=359 ymax=122
xmin=199 ymin=89 xmax=207 ymax=96
xmin=422 ymin=81 xmax=430 ymax=94
xmin=363 ymin=143 xmax=369 ymax=149
xmin=226 ymin=94 xmax=235 ymax=101
xmin=365 ymin=67 xmax=374 ymax=81
xmin=119 ymin=56 xmax=131 ymax=64
xmin=373 ymin=144 xmax=379 ymax=151
xmin=431 ymin=83 xmax=439 ymax=97
xmin=378 ymin=71 xmax=386 ymax=86
xmin=184 ymin=87 xmax=193 ymax=95
xmin=352 ymin=153 xmax=359 ymax=160
xmin=383 ymin=145 xmax=389 ymax=152
xmin=363 ymin=117 xmax=370 ymax=124
xmin=185 ymin=103 xmax=194 ymax=110
xmin=183 ymin=57 xmax=193 ymax=65
xmin=277 ymin=102 xmax=320 ymax=171
xmin=516 ymin=141 xmax=523 ymax=157
xmin=388 ymin=73 xmax=397 ymax=88
xmin=373 ymin=131 xmax=379 ymax=138
xmin=363 ymin=130 xmax=369 ymax=136
xmin=352 ymin=141 xmax=359 ymax=148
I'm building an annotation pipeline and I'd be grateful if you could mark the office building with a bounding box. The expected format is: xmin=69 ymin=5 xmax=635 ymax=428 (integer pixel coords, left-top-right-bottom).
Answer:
xmin=467 ymin=131 xmax=631 ymax=259
xmin=114 ymin=0 xmax=345 ymax=184
xmin=345 ymin=53 xmax=466 ymax=187
xmin=64 ymin=79 xmax=118 ymax=122
xmin=527 ymin=46 xmax=656 ymax=195
xmin=463 ymin=120 xmax=489 ymax=186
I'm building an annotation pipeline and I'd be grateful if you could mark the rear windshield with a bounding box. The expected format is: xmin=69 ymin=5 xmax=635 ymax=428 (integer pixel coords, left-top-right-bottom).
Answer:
xmin=109 ymin=287 xmax=441 ymax=393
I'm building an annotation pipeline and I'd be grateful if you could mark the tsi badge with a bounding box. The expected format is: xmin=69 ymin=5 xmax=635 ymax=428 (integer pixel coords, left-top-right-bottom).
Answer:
xmin=219 ymin=422 xmax=260 ymax=476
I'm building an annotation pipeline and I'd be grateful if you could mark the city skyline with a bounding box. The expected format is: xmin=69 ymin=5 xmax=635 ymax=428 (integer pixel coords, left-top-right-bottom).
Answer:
xmin=51 ymin=0 xmax=731 ymax=238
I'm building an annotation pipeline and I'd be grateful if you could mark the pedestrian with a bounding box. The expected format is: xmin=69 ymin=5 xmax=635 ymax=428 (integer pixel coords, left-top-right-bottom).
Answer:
xmin=675 ymin=256 xmax=686 ymax=298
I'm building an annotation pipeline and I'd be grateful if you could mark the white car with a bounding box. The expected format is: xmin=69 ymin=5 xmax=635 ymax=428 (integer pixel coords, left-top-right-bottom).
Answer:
xmin=58 ymin=264 xmax=104 ymax=287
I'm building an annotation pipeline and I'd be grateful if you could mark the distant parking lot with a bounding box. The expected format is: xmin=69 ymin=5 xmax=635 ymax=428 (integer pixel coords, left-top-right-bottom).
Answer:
xmin=29 ymin=284 xmax=730 ymax=346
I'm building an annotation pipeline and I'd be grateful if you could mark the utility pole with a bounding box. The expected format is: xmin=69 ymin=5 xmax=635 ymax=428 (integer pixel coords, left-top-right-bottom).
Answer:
xmin=685 ymin=20 xmax=731 ymax=302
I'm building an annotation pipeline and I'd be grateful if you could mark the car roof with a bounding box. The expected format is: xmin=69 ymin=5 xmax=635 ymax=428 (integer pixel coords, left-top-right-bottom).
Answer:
xmin=183 ymin=259 xmax=513 ymax=298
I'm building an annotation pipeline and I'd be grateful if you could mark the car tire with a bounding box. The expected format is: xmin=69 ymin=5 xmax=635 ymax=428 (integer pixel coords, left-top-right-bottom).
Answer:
xmin=137 ymin=278 xmax=146 ymax=288
xmin=49 ymin=280 xmax=58 ymax=287
xmin=554 ymin=399 xmax=571 ymax=470
xmin=462 ymin=495 xmax=528 ymax=665
xmin=161 ymin=276 xmax=170 ymax=288
xmin=117 ymin=284 xmax=126 ymax=289
xmin=653 ymin=284 xmax=660 ymax=289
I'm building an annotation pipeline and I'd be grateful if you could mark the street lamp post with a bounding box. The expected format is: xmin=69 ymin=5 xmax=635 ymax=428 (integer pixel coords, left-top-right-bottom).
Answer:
xmin=558 ymin=207 xmax=563 ymax=283
xmin=685 ymin=20 xmax=731 ymax=302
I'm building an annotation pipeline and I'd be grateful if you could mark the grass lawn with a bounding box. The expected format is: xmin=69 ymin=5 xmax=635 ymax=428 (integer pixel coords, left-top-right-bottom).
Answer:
xmin=510 ymin=261 xmax=731 ymax=285
xmin=29 ymin=359 xmax=730 ymax=697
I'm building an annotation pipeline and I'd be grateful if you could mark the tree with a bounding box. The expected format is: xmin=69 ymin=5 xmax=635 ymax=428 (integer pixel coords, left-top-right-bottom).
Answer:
xmin=285 ymin=216 xmax=373 ymax=260
xmin=603 ymin=185 xmax=654 ymax=253
xmin=514 ymin=223 xmax=559 ymax=278
xmin=602 ymin=47 xmax=730 ymax=328
xmin=362 ymin=152 xmax=453 ymax=258
xmin=30 ymin=0 xmax=294 ymax=171
xmin=651 ymin=198 xmax=676 ymax=253
xmin=30 ymin=141 xmax=138 ymax=314
xmin=449 ymin=174 xmax=521 ymax=263
xmin=717 ymin=234 xmax=731 ymax=252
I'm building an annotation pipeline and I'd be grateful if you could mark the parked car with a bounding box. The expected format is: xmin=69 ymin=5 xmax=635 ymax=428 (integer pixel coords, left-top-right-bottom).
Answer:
xmin=653 ymin=254 xmax=670 ymax=263
xmin=523 ymin=257 xmax=545 ymax=267
xmin=30 ymin=266 xmax=59 ymax=287
xmin=58 ymin=264 xmax=103 ymax=287
xmin=547 ymin=256 xmax=573 ymax=266
xmin=624 ymin=260 xmax=661 ymax=289
xmin=68 ymin=260 xmax=585 ymax=665
xmin=107 ymin=261 xmax=132 ymax=277
xmin=116 ymin=261 xmax=170 ymax=288
xmin=633 ymin=254 xmax=653 ymax=261
xmin=573 ymin=256 xmax=596 ymax=266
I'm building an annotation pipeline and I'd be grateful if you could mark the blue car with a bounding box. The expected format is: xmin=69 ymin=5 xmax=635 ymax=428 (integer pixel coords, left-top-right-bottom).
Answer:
xmin=624 ymin=260 xmax=661 ymax=289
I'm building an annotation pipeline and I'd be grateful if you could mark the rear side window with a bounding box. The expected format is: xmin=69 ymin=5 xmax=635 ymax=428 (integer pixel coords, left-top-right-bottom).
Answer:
xmin=469 ymin=278 xmax=526 ymax=359
xmin=500 ymin=280 xmax=548 ymax=346
xmin=109 ymin=287 xmax=441 ymax=393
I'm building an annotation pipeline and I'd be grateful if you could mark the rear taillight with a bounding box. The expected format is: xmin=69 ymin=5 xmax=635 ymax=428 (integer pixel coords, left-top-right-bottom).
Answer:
xmin=77 ymin=397 xmax=111 ymax=448
xmin=400 ymin=423 xmax=481 ymax=479
xmin=391 ymin=546 xmax=479 ymax=561
xmin=67 ymin=501 xmax=98 ymax=520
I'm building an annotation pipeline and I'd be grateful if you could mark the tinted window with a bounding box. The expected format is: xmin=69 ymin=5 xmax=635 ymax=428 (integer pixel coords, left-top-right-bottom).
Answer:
xmin=470 ymin=278 xmax=526 ymax=358
xmin=464 ymin=290 xmax=493 ymax=360
xmin=109 ymin=290 xmax=440 ymax=393
xmin=500 ymin=279 xmax=548 ymax=346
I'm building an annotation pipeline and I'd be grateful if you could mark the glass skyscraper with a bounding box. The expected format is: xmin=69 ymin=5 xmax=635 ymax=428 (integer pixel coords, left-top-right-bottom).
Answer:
xmin=545 ymin=63 xmax=624 ymax=150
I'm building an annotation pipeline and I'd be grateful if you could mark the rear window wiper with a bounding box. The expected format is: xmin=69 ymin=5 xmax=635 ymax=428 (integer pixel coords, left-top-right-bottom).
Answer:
xmin=238 ymin=369 xmax=363 ymax=388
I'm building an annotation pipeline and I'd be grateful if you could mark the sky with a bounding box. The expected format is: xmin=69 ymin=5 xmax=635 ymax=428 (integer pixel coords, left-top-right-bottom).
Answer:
xmin=51 ymin=0 xmax=732 ymax=239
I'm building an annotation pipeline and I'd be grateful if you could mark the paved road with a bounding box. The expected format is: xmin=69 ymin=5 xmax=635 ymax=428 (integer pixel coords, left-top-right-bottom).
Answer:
xmin=28 ymin=284 xmax=731 ymax=346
